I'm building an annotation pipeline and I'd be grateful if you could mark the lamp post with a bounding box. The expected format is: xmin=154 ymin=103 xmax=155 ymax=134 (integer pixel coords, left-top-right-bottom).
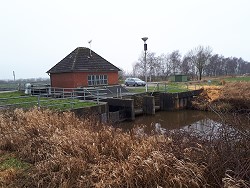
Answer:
xmin=13 ymin=71 xmax=15 ymax=82
xmin=141 ymin=37 xmax=148 ymax=92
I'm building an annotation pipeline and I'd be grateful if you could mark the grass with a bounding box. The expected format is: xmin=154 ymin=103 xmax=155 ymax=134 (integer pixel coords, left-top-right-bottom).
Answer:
xmin=198 ymin=76 xmax=250 ymax=86
xmin=223 ymin=76 xmax=250 ymax=82
xmin=0 ymin=91 xmax=25 ymax=98
xmin=0 ymin=83 xmax=19 ymax=90
xmin=192 ymin=82 xmax=250 ymax=112
xmin=0 ymin=91 xmax=96 ymax=110
xmin=40 ymin=98 xmax=96 ymax=110
xmin=126 ymin=83 xmax=189 ymax=93
xmin=0 ymin=153 xmax=30 ymax=187
xmin=0 ymin=154 xmax=30 ymax=171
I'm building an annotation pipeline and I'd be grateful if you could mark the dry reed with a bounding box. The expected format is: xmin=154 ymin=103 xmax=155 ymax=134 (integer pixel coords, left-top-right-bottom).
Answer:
xmin=192 ymin=82 xmax=250 ymax=112
xmin=0 ymin=108 xmax=249 ymax=187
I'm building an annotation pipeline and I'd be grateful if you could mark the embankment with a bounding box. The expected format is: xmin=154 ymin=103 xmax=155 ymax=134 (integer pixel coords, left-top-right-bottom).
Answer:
xmin=191 ymin=82 xmax=250 ymax=113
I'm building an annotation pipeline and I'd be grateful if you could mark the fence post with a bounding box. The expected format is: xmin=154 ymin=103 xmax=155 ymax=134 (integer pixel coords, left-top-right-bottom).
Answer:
xmin=63 ymin=88 xmax=65 ymax=98
xmin=97 ymin=89 xmax=99 ymax=104
xmin=84 ymin=89 xmax=86 ymax=101
xmin=120 ymin=88 xmax=122 ymax=98
xmin=117 ymin=88 xmax=119 ymax=98
xmin=37 ymin=95 xmax=40 ymax=109
xmin=164 ymin=83 xmax=167 ymax=93
xmin=70 ymin=93 xmax=73 ymax=109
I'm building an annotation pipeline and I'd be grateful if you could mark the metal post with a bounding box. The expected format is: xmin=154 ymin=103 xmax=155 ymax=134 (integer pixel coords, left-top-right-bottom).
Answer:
xmin=37 ymin=95 xmax=40 ymax=109
xmin=142 ymin=37 xmax=148 ymax=92
xmin=117 ymin=88 xmax=119 ymax=98
xmin=83 ymin=89 xmax=86 ymax=101
xmin=97 ymin=90 xmax=99 ymax=104
xmin=165 ymin=83 xmax=167 ymax=93
xmin=70 ymin=93 xmax=73 ymax=109
xmin=145 ymin=50 xmax=148 ymax=92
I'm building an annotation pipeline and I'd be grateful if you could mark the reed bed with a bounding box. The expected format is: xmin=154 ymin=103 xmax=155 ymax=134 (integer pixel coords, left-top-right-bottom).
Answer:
xmin=0 ymin=108 xmax=249 ymax=187
xmin=192 ymin=82 xmax=250 ymax=112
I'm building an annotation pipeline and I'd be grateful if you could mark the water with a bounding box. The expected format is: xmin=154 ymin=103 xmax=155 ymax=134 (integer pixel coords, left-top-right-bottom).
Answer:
xmin=117 ymin=110 xmax=250 ymax=136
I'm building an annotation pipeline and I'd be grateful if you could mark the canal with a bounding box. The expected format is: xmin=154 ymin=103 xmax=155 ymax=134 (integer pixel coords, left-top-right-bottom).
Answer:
xmin=116 ymin=110 xmax=250 ymax=136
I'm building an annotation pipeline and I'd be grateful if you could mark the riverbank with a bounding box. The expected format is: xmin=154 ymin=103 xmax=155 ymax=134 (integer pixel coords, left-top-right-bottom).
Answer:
xmin=0 ymin=108 xmax=249 ymax=187
xmin=191 ymin=82 xmax=250 ymax=113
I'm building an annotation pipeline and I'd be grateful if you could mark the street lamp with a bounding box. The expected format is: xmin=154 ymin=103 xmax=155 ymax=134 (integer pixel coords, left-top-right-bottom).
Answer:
xmin=141 ymin=37 xmax=148 ymax=92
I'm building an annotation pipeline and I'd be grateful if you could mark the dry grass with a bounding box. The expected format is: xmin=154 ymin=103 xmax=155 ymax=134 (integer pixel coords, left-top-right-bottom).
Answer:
xmin=219 ymin=82 xmax=250 ymax=111
xmin=0 ymin=108 xmax=249 ymax=187
xmin=192 ymin=82 xmax=250 ymax=112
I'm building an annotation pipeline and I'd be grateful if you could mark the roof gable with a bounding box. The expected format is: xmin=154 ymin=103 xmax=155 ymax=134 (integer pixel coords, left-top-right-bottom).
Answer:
xmin=47 ymin=47 xmax=121 ymax=73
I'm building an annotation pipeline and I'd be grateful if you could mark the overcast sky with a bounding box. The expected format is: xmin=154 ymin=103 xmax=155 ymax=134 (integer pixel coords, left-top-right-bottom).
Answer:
xmin=1 ymin=0 xmax=250 ymax=80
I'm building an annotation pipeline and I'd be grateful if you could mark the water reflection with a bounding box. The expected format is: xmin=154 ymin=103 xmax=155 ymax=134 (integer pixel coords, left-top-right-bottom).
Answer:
xmin=117 ymin=110 xmax=249 ymax=136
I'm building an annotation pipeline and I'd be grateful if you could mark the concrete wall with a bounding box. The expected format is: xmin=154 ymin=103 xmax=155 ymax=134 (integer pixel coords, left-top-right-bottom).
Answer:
xmin=107 ymin=98 xmax=135 ymax=121
xmin=159 ymin=89 xmax=203 ymax=111
xmin=71 ymin=103 xmax=108 ymax=122
xmin=143 ymin=96 xmax=155 ymax=115
xmin=70 ymin=89 xmax=203 ymax=123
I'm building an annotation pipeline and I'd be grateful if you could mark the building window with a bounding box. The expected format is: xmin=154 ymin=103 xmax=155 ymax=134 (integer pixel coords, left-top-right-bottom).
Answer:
xmin=88 ymin=75 xmax=108 ymax=86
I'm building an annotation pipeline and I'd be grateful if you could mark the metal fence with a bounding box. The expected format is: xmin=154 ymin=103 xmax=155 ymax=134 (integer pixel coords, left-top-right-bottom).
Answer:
xmin=0 ymin=86 xmax=117 ymax=110
xmin=0 ymin=95 xmax=81 ymax=110
xmin=146 ymin=82 xmax=203 ymax=94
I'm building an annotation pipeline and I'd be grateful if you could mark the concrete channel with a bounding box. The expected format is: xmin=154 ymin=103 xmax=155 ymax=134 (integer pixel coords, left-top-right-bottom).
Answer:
xmin=72 ymin=89 xmax=203 ymax=123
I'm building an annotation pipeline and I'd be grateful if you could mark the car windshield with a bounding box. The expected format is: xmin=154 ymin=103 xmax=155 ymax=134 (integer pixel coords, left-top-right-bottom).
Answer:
xmin=134 ymin=78 xmax=142 ymax=81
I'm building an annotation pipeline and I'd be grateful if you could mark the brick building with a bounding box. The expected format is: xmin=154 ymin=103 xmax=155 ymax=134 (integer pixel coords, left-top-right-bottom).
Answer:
xmin=47 ymin=47 xmax=121 ymax=88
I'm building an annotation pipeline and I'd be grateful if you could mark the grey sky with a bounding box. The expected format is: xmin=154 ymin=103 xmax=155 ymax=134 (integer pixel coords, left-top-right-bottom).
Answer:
xmin=1 ymin=0 xmax=250 ymax=80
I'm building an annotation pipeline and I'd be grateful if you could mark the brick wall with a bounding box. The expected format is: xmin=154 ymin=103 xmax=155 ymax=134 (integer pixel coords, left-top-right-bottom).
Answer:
xmin=50 ymin=73 xmax=75 ymax=88
xmin=50 ymin=71 xmax=119 ymax=88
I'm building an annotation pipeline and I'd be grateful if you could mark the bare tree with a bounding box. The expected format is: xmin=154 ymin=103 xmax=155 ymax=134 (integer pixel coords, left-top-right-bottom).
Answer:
xmin=237 ymin=58 xmax=250 ymax=75
xmin=132 ymin=51 xmax=160 ymax=81
xmin=132 ymin=62 xmax=143 ymax=78
xmin=146 ymin=52 xmax=160 ymax=82
xmin=204 ymin=54 xmax=221 ymax=77
xmin=131 ymin=46 xmax=249 ymax=80
xmin=157 ymin=54 xmax=171 ymax=80
xmin=168 ymin=50 xmax=182 ymax=75
xmin=188 ymin=46 xmax=212 ymax=80
xmin=180 ymin=55 xmax=193 ymax=75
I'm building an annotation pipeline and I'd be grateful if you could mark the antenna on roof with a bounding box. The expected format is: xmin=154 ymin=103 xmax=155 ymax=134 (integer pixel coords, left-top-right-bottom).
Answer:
xmin=88 ymin=40 xmax=92 ymax=57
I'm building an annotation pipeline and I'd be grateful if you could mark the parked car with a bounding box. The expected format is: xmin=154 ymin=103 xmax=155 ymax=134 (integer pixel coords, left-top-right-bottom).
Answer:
xmin=124 ymin=78 xmax=146 ymax=87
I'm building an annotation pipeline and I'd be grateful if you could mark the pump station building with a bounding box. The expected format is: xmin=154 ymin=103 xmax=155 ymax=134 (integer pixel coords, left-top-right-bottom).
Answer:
xmin=47 ymin=47 xmax=121 ymax=88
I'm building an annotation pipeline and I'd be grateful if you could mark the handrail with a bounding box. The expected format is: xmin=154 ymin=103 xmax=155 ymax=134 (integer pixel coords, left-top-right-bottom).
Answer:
xmin=150 ymin=83 xmax=159 ymax=96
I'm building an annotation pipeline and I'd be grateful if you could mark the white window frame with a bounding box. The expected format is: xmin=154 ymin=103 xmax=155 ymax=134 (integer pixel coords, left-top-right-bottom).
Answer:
xmin=88 ymin=74 xmax=108 ymax=86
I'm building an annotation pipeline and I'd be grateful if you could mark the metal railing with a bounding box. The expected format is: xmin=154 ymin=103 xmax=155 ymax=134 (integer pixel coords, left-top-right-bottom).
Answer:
xmin=147 ymin=82 xmax=203 ymax=94
xmin=0 ymin=86 xmax=114 ymax=110
xmin=0 ymin=95 xmax=84 ymax=110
